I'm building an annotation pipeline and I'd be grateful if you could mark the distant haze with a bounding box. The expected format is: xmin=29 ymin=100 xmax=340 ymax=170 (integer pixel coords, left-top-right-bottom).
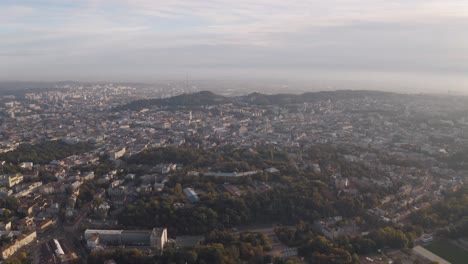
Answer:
xmin=1 ymin=0 xmax=468 ymax=92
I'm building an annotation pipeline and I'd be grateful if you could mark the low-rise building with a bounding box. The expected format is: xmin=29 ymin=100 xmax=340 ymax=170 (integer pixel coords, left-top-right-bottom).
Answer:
xmin=84 ymin=227 xmax=168 ymax=252
xmin=183 ymin=188 xmax=199 ymax=203
xmin=1 ymin=231 xmax=37 ymax=259
xmin=109 ymin=147 xmax=126 ymax=160
xmin=0 ymin=173 xmax=23 ymax=188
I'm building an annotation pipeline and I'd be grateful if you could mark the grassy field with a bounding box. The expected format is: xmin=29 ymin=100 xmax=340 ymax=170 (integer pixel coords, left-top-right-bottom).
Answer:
xmin=424 ymin=239 xmax=468 ymax=264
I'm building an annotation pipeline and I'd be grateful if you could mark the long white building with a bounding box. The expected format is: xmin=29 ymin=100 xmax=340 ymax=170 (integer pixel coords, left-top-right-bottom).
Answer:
xmin=84 ymin=228 xmax=168 ymax=252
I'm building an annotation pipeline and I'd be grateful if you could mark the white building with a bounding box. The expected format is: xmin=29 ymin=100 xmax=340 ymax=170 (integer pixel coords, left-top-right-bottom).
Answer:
xmin=109 ymin=148 xmax=126 ymax=160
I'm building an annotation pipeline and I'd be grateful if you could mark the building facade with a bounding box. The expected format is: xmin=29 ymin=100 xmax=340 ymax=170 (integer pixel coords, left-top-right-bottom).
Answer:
xmin=84 ymin=228 xmax=168 ymax=251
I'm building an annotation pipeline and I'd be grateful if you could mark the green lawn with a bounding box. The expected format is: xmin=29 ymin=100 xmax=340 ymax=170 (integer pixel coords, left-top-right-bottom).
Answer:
xmin=424 ymin=239 xmax=468 ymax=264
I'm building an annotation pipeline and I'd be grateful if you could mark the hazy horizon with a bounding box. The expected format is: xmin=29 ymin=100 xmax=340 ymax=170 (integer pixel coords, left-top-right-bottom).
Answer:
xmin=1 ymin=1 xmax=468 ymax=92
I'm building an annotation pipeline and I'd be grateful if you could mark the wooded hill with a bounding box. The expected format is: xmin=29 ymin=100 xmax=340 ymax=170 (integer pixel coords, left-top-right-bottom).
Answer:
xmin=116 ymin=90 xmax=396 ymax=111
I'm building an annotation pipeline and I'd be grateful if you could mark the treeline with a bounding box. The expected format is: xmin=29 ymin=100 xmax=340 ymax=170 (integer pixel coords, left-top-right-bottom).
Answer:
xmin=0 ymin=140 xmax=94 ymax=164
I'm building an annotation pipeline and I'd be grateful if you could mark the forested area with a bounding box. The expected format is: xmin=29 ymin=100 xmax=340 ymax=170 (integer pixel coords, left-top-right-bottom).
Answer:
xmin=117 ymin=145 xmax=387 ymax=237
xmin=117 ymin=90 xmax=394 ymax=111
xmin=125 ymin=145 xmax=294 ymax=173
xmin=88 ymin=231 xmax=276 ymax=264
xmin=0 ymin=140 xmax=94 ymax=164
xmin=410 ymin=186 xmax=468 ymax=238
xmin=444 ymin=148 xmax=468 ymax=170
xmin=103 ymin=143 xmax=424 ymax=263
xmin=275 ymin=223 xmax=420 ymax=263
xmin=87 ymin=224 xmax=418 ymax=264
xmin=117 ymin=173 xmax=377 ymax=235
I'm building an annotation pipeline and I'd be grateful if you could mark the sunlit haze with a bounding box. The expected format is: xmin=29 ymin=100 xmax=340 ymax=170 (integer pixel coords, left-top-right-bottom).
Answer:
xmin=1 ymin=0 xmax=468 ymax=92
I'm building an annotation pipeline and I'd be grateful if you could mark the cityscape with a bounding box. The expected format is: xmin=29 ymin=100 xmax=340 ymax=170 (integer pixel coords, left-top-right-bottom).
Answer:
xmin=2 ymin=0 xmax=468 ymax=263
xmin=0 ymin=82 xmax=466 ymax=263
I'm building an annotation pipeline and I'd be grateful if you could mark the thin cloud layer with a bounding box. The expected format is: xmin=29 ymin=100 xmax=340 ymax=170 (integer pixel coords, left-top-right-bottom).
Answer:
xmin=1 ymin=0 xmax=468 ymax=89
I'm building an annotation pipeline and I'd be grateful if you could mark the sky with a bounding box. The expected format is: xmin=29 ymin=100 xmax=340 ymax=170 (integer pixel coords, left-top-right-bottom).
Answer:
xmin=1 ymin=0 xmax=468 ymax=91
